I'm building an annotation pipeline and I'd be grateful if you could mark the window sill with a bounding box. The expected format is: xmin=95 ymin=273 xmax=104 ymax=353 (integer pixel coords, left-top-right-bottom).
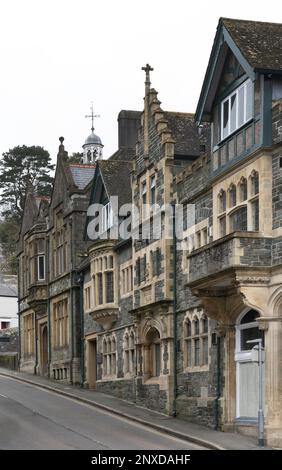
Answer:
xmin=183 ymin=365 xmax=209 ymax=373
xmin=144 ymin=376 xmax=161 ymax=385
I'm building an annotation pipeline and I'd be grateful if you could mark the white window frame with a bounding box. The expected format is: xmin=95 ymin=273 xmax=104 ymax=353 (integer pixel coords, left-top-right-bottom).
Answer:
xmin=37 ymin=254 xmax=45 ymax=281
xmin=101 ymin=202 xmax=113 ymax=233
xmin=221 ymin=79 xmax=253 ymax=140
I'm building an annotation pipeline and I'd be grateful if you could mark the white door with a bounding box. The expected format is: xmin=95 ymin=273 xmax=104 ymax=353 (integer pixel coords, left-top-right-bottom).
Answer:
xmin=235 ymin=309 xmax=264 ymax=419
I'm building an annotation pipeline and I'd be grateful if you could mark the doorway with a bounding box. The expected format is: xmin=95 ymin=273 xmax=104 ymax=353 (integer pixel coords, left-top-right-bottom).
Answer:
xmin=86 ymin=338 xmax=97 ymax=389
xmin=41 ymin=325 xmax=48 ymax=376
xmin=235 ymin=309 xmax=264 ymax=420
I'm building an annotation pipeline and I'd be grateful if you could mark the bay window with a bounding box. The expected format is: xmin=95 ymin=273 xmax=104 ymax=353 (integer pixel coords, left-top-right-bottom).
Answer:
xmin=221 ymin=79 xmax=253 ymax=140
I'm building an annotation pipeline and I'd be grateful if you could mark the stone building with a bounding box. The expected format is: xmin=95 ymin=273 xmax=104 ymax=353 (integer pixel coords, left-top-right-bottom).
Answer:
xmin=18 ymin=17 xmax=282 ymax=448
xmin=17 ymin=130 xmax=98 ymax=381
xmin=182 ymin=17 xmax=282 ymax=447
xmin=81 ymin=19 xmax=282 ymax=447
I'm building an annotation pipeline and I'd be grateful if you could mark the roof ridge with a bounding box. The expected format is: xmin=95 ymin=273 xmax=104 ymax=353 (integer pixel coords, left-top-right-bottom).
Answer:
xmin=221 ymin=17 xmax=282 ymax=26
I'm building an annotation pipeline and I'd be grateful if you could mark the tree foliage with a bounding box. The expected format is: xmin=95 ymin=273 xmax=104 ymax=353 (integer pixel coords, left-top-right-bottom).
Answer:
xmin=0 ymin=145 xmax=54 ymax=221
xmin=0 ymin=216 xmax=19 ymax=274
xmin=68 ymin=152 xmax=83 ymax=164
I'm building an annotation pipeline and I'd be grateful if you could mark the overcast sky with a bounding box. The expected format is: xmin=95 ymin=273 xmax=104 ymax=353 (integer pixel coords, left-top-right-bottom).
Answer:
xmin=0 ymin=0 xmax=281 ymax=163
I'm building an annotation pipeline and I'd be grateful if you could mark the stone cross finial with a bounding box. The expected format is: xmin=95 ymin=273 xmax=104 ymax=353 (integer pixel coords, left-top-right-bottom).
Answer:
xmin=85 ymin=102 xmax=100 ymax=132
xmin=59 ymin=136 xmax=64 ymax=152
xmin=142 ymin=64 xmax=154 ymax=86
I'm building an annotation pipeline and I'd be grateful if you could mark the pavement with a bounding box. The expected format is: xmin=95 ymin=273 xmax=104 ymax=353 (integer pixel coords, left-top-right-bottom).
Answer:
xmin=0 ymin=367 xmax=265 ymax=450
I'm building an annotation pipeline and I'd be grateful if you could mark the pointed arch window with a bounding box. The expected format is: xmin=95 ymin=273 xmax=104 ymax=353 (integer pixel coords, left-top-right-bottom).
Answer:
xmin=184 ymin=311 xmax=209 ymax=369
xmin=239 ymin=177 xmax=247 ymax=202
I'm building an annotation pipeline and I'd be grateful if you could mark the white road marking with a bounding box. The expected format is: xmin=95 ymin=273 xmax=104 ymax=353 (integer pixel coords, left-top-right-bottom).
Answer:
xmin=0 ymin=393 xmax=7 ymax=398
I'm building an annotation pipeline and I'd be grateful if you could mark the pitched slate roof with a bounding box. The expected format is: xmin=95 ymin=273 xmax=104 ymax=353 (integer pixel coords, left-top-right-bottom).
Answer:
xmin=109 ymin=147 xmax=136 ymax=161
xmin=164 ymin=112 xmax=210 ymax=156
xmin=222 ymin=18 xmax=282 ymax=72
xmin=0 ymin=283 xmax=17 ymax=297
xmin=99 ymin=160 xmax=132 ymax=207
xmin=69 ymin=164 xmax=96 ymax=190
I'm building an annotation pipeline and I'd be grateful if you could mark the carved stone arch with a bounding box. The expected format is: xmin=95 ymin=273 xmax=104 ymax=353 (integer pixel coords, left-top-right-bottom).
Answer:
xmin=142 ymin=318 xmax=163 ymax=344
xmin=236 ymin=305 xmax=261 ymax=326
xmin=269 ymin=287 xmax=282 ymax=317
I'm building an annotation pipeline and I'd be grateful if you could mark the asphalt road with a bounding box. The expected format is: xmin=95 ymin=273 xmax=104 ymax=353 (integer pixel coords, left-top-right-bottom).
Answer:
xmin=0 ymin=375 xmax=204 ymax=450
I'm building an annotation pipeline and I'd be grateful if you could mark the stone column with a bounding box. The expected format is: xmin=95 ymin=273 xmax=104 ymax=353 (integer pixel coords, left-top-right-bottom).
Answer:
xmin=216 ymin=323 xmax=236 ymax=430
xmin=261 ymin=317 xmax=282 ymax=447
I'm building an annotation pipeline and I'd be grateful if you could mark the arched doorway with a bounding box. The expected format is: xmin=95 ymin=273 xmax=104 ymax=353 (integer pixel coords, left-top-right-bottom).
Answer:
xmin=41 ymin=325 xmax=48 ymax=376
xmin=235 ymin=309 xmax=264 ymax=419
xmin=143 ymin=327 xmax=161 ymax=380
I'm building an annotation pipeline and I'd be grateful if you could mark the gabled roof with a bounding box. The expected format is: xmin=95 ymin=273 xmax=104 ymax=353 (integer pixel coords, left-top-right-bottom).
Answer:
xmin=222 ymin=18 xmax=282 ymax=72
xmin=69 ymin=164 xmax=96 ymax=190
xmin=164 ymin=112 xmax=210 ymax=156
xmin=195 ymin=17 xmax=282 ymax=123
xmin=98 ymin=160 xmax=132 ymax=208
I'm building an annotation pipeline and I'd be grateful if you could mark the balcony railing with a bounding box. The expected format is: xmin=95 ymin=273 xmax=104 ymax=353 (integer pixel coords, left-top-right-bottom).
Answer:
xmin=187 ymin=231 xmax=272 ymax=285
xmin=213 ymin=118 xmax=261 ymax=173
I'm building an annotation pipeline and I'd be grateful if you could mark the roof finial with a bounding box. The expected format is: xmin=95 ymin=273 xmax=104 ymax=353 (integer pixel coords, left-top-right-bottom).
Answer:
xmin=142 ymin=63 xmax=153 ymax=89
xmin=59 ymin=136 xmax=64 ymax=152
xmin=85 ymin=102 xmax=100 ymax=132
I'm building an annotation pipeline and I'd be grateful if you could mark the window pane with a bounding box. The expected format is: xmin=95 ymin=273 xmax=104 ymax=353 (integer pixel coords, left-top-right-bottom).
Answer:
xmin=252 ymin=199 xmax=259 ymax=231
xmin=222 ymin=100 xmax=229 ymax=138
xmin=238 ymin=85 xmax=245 ymax=127
xmin=187 ymin=339 xmax=192 ymax=367
xmin=106 ymin=272 xmax=114 ymax=303
xmin=194 ymin=339 xmax=200 ymax=366
xmin=230 ymin=206 xmax=247 ymax=231
xmin=230 ymin=93 xmax=237 ymax=133
xmin=38 ymin=255 xmax=45 ymax=280
xmin=241 ymin=327 xmax=264 ymax=351
xmin=98 ymin=273 xmax=103 ymax=304
xmin=245 ymin=80 xmax=253 ymax=121
xmin=219 ymin=216 xmax=226 ymax=237
xmin=203 ymin=337 xmax=209 ymax=365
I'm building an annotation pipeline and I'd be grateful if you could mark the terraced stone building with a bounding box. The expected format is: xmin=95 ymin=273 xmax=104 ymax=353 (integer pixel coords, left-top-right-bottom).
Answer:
xmin=18 ymin=17 xmax=282 ymax=447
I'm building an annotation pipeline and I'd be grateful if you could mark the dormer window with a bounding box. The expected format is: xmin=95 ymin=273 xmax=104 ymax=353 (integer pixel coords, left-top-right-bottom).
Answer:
xmin=221 ymin=79 xmax=253 ymax=140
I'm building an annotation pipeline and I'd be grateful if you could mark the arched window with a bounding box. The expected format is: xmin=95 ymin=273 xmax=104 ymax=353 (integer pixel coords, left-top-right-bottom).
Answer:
xmin=144 ymin=327 xmax=161 ymax=378
xmin=184 ymin=319 xmax=192 ymax=367
xmin=123 ymin=329 xmax=135 ymax=375
xmin=237 ymin=309 xmax=263 ymax=351
xmin=239 ymin=177 xmax=247 ymax=202
xmin=229 ymin=184 xmax=237 ymax=208
xmin=102 ymin=335 xmax=117 ymax=377
xmin=184 ymin=312 xmax=209 ymax=369
xmin=250 ymin=170 xmax=259 ymax=196
xmin=218 ymin=189 xmax=226 ymax=213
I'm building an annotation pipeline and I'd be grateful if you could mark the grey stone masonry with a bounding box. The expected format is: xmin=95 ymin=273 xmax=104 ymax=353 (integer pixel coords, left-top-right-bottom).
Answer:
xmin=188 ymin=233 xmax=272 ymax=284
xmin=272 ymin=101 xmax=282 ymax=144
xmin=272 ymin=152 xmax=282 ymax=230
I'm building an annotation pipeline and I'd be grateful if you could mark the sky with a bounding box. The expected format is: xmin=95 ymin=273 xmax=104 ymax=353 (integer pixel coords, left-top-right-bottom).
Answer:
xmin=0 ymin=0 xmax=281 ymax=163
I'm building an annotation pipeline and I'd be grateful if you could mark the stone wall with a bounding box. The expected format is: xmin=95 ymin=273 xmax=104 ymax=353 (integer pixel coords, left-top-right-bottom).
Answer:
xmin=272 ymin=152 xmax=282 ymax=230
xmin=0 ymin=327 xmax=19 ymax=370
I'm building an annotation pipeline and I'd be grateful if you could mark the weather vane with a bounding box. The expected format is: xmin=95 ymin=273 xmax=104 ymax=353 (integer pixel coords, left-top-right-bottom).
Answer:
xmin=85 ymin=102 xmax=100 ymax=132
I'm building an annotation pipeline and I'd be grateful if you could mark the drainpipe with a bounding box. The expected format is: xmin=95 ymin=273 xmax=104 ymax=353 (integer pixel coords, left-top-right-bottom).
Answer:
xmin=79 ymin=271 xmax=85 ymax=387
xmin=172 ymin=203 xmax=178 ymax=417
xmin=47 ymin=236 xmax=51 ymax=378
xmin=34 ymin=310 xmax=38 ymax=375
xmin=69 ymin=217 xmax=74 ymax=384
xmin=215 ymin=335 xmax=221 ymax=430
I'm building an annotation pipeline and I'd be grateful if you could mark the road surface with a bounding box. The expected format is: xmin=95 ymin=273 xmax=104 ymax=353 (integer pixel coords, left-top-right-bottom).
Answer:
xmin=0 ymin=374 xmax=204 ymax=450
